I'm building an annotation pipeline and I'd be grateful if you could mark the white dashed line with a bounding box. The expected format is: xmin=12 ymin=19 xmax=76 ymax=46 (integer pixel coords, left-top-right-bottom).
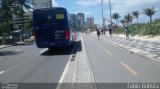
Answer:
xmin=120 ymin=61 xmax=138 ymax=76
xmin=15 ymin=49 xmax=23 ymax=52
xmin=4 ymin=54 xmax=39 ymax=73
xmin=40 ymin=48 xmax=48 ymax=53
xmin=105 ymin=50 xmax=112 ymax=56
xmin=0 ymin=71 xmax=5 ymax=74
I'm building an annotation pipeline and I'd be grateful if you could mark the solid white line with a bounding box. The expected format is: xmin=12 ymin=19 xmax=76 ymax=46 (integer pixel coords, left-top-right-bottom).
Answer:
xmin=4 ymin=54 xmax=39 ymax=73
xmin=0 ymin=71 xmax=5 ymax=74
xmin=15 ymin=49 xmax=23 ymax=52
xmin=58 ymin=44 xmax=77 ymax=83
xmin=105 ymin=50 xmax=112 ymax=56
xmin=58 ymin=55 xmax=72 ymax=83
xmin=120 ymin=61 xmax=138 ymax=76
xmin=57 ymin=36 xmax=78 ymax=87
xmin=40 ymin=48 xmax=48 ymax=53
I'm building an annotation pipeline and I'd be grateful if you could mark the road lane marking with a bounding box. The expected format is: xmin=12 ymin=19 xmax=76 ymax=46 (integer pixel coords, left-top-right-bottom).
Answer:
xmin=15 ymin=49 xmax=23 ymax=52
xmin=0 ymin=71 xmax=5 ymax=74
xmin=120 ymin=61 xmax=138 ymax=76
xmin=40 ymin=48 xmax=48 ymax=53
xmin=4 ymin=54 xmax=39 ymax=73
xmin=57 ymin=38 xmax=77 ymax=86
xmin=105 ymin=50 xmax=112 ymax=56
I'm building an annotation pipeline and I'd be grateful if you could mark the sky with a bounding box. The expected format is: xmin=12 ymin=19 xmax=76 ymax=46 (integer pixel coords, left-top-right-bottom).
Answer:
xmin=52 ymin=0 xmax=160 ymax=25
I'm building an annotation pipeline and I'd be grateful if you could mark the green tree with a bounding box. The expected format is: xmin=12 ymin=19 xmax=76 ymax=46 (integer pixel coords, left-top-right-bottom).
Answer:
xmin=132 ymin=10 xmax=139 ymax=23
xmin=124 ymin=13 xmax=133 ymax=25
xmin=13 ymin=0 xmax=32 ymax=41
xmin=120 ymin=19 xmax=125 ymax=26
xmin=143 ymin=7 xmax=156 ymax=23
xmin=112 ymin=12 xmax=120 ymax=26
xmin=0 ymin=0 xmax=16 ymax=41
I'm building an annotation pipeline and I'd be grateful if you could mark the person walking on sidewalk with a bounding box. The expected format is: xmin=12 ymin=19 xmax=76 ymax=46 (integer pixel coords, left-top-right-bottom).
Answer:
xmin=125 ymin=26 xmax=130 ymax=40
xmin=97 ymin=29 xmax=101 ymax=40
xmin=108 ymin=24 xmax=112 ymax=37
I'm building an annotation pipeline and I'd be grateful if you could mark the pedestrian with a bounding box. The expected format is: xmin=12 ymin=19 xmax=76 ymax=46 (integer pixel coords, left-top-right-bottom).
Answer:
xmin=97 ymin=29 xmax=101 ymax=40
xmin=108 ymin=24 xmax=112 ymax=37
xmin=125 ymin=26 xmax=130 ymax=40
xmin=109 ymin=28 xmax=112 ymax=37
xmin=101 ymin=29 xmax=104 ymax=35
xmin=85 ymin=30 xmax=87 ymax=35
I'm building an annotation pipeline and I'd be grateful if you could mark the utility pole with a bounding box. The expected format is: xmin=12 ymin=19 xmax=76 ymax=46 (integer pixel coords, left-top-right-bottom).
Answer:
xmin=109 ymin=0 xmax=112 ymax=27
xmin=101 ymin=0 xmax=104 ymax=29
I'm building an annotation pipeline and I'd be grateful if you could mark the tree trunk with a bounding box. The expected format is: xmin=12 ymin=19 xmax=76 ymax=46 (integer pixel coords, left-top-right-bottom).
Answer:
xmin=21 ymin=4 xmax=24 ymax=41
xmin=150 ymin=16 xmax=152 ymax=23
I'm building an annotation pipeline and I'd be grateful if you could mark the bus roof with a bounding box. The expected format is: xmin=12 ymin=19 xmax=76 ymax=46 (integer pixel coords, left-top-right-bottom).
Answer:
xmin=33 ymin=7 xmax=67 ymax=12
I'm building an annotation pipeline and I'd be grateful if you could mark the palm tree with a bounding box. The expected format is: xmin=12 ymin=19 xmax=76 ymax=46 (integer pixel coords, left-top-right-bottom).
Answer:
xmin=143 ymin=7 xmax=156 ymax=23
xmin=120 ymin=19 xmax=125 ymax=26
xmin=112 ymin=12 xmax=120 ymax=26
xmin=132 ymin=10 xmax=139 ymax=23
xmin=13 ymin=0 xmax=32 ymax=41
xmin=124 ymin=13 xmax=133 ymax=25
xmin=0 ymin=0 xmax=15 ymax=38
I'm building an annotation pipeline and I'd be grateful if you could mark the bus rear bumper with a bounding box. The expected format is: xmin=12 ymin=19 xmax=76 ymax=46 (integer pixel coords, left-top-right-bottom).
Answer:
xmin=36 ymin=40 xmax=72 ymax=48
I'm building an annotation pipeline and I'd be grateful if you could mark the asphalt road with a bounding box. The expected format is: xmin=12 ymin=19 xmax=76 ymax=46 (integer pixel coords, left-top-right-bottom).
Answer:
xmin=83 ymin=34 xmax=160 ymax=83
xmin=0 ymin=42 xmax=74 ymax=84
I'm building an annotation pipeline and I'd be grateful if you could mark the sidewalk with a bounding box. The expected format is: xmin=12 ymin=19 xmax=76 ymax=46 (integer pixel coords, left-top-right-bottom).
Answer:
xmin=100 ymin=34 xmax=160 ymax=62
xmin=0 ymin=41 xmax=29 ymax=49
xmin=0 ymin=45 xmax=12 ymax=49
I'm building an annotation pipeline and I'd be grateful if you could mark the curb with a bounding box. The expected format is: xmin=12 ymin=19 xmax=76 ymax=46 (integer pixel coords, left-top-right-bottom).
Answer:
xmin=116 ymin=42 xmax=160 ymax=63
xmin=102 ymin=38 xmax=160 ymax=63
xmin=0 ymin=45 xmax=12 ymax=49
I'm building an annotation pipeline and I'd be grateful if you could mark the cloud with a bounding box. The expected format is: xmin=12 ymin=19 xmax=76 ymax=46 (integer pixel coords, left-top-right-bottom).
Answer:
xmin=73 ymin=0 xmax=160 ymax=23
xmin=52 ymin=0 xmax=58 ymax=7
xmin=76 ymin=0 xmax=100 ymax=6
xmin=70 ymin=11 xmax=92 ymax=16
xmin=103 ymin=0 xmax=160 ymax=22
xmin=77 ymin=0 xmax=160 ymax=6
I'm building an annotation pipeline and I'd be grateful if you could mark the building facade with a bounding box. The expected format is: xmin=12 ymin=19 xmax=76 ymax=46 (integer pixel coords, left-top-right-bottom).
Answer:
xmin=77 ymin=13 xmax=85 ymax=29
xmin=32 ymin=0 xmax=52 ymax=10
xmin=70 ymin=13 xmax=85 ymax=30
xmin=86 ymin=17 xmax=94 ymax=29
xmin=70 ymin=14 xmax=78 ymax=30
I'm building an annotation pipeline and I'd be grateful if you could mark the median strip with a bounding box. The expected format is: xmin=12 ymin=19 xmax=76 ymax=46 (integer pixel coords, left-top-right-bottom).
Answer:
xmin=120 ymin=61 xmax=138 ymax=76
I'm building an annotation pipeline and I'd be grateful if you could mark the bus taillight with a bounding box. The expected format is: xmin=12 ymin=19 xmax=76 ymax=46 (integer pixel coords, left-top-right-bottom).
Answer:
xmin=65 ymin=30 xmax=69 ymax=40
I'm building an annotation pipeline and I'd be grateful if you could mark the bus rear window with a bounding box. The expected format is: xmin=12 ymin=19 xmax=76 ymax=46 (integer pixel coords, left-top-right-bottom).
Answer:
xmin=56 ymin=14 xmax=64 ymax=20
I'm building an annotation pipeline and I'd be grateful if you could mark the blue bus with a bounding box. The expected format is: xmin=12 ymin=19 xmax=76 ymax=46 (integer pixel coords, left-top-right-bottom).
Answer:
xmin=33 ymin=7 xmax=76 ymax=49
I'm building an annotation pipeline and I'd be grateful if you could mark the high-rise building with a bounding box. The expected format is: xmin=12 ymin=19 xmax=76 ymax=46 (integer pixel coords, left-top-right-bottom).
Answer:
xmin=32 ymin=0 xmax=52 ymax=10
xmin=77 ymin=13 xmax=85 ymax=29
xmin=70 ymin=14 xmax=78 ymax=29
xmin=86 ymin=17 xmax=94 ymax=29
